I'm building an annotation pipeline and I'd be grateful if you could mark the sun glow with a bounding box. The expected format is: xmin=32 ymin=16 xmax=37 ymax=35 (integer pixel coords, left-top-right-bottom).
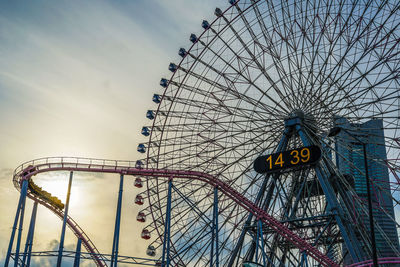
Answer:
xmin=32 ymin=172 xmax=82 ymax=207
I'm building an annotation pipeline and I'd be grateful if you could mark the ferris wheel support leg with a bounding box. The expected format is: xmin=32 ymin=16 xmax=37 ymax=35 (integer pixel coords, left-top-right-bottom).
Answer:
xmin=228 ymin=129 xmax=290 ymax=266
xmin=257 ymin=220 xmax=267 ymax=267
xmin=295 ymin=124 xmax=363 ymax=262
xmin=255 ymin=219 xmax=260 ymax=263
xmin=210 ymin=186 xmax=219 ymax=267
xmin=22 ymin=201 xmax=38 ymax=267
xmin=57 ymin=171 xmax=73 ymax=267
xmin=73 ymin=238 xmax=82 ymax=267
xmin=5 ymin=179 xmax=28 ymax=267
xmin=162 ymin=178 xmax=173 ymax=267
xmin=111 ymin=174 xmax=124 ymax=267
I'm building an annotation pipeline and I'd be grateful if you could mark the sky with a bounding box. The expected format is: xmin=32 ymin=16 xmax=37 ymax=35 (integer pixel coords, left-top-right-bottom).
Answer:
xmin=0 ymin=1 xmax=227 ymax=266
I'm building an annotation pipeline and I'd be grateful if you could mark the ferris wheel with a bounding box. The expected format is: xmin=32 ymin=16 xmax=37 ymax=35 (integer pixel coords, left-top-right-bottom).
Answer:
xmin=135 ymin=0 xmax=400 ymax=266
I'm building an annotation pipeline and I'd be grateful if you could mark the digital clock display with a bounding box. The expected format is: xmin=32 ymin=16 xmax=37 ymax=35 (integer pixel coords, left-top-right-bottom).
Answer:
xmin=254 ymin=146 xmax=321 ymax=174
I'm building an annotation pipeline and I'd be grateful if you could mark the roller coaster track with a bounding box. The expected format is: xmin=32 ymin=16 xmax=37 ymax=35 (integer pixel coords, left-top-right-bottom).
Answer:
xmin=11 ymin=250 xmax=158 ymax=266
xmin=13 ymin=156 xmax=340 ymax=267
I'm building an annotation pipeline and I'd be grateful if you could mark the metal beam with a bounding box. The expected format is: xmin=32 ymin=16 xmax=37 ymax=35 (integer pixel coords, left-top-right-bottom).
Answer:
xmin=162 ymin=178 xmax=173 ymax=267
xmin=111 ymin=174 xmax=124 ymax=267
xmin=57 ymin=171 xmax=73 ymax=267
xmin=74 ymin=238 xmax=82 ymax=267
xmin=22 ymin=201 xmax=38 ymax=267
xmin=5 ymin=179 xmax=28 ymax=267
xmin=13 ymin=180 xmax=29 ymax=267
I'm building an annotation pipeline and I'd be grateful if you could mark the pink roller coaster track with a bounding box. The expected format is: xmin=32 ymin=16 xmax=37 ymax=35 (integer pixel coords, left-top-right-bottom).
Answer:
xmin=13 ymin=157 xmax=400 ymax=267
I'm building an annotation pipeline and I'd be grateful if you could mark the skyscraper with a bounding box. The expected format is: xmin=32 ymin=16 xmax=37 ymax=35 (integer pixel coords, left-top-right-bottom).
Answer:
xmin=334 ymin=117 xmax=399 ymax=260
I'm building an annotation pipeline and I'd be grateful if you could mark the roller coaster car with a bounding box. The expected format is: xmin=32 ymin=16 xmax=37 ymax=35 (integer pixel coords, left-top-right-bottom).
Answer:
xmin=141 ymin=229 xmax=151 ymax=240
xmin=28 ymin=179 xmax=65 ymax=210
xmin=22 ymin=165 xmax=37 ymax=177
xmin=154 ymin=261 xmax=162 ymax=266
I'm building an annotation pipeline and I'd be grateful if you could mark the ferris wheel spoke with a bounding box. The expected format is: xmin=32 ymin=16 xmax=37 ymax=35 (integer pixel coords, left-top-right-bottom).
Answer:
xmin=152 ymin=121 xmax=282 ymax=172
xmin=218 ymin=11 xmax=294 ymax=113
xmin=168 ymin=75 xmax=282 ymax=118
xmin=192 ymin=29 xmax=293 ymax=117
xmin=235 ymin=1 xmax=302 ymax=108
xmin=324 ymin=60 xmax=400 ymax=119
xmin=303 ymin=1 xmax=388 ymax=113
xmin=312 ymin=7 xmax=400 ymax=116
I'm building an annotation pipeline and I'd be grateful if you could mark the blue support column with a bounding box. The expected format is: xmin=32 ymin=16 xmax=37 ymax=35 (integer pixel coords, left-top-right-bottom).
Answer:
xmin=5 ymin=179 xmax=28 ymax=267
xmin=111 ymin=174 xmax=124 ymax=267
xmin=13 ymin=179 xmax=29 ymax=267
xmin=210 ymin=186 xmax=219 ymax=267
xmin=258 ymin=220 xmax=267 ymax=266
xmin=162 ymin=178 xmax=173 ymax=267
xmin=57 ymin=171 xmax=73 ymax=267
xmin=22 ymin=201 xmax=38 ymax=266
xmin=73 ymin=238 xmax=82 ymax=267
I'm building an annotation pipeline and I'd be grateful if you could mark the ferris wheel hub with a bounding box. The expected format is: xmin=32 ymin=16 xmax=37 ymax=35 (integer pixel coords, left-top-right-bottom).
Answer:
xmin=288 ymin=109 xmax=306 ymax=119
xmin=285 ymin=110 xmax=318 ymax=137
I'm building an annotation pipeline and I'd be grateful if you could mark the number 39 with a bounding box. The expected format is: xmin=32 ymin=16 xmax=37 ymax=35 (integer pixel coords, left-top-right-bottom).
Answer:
xmin=290 ymin=148 xmax=310 ymax=164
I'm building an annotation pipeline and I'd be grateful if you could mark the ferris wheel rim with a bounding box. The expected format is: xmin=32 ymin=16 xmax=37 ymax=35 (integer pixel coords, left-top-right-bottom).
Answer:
xmin=138 ymin=0 xmax=400 ymax=265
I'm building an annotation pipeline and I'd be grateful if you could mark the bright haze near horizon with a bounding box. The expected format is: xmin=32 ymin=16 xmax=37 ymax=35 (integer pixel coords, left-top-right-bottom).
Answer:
xmin=0 ymin=1 xmax=227 ymax=266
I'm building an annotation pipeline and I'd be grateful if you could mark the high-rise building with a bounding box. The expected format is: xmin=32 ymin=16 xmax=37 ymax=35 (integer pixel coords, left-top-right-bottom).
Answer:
xmin=334 ymin=117 xmax=399 ymax=260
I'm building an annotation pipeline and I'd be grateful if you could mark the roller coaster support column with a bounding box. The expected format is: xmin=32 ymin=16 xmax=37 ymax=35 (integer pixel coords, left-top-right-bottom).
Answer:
xmin=111 ymin=174 xmax=124 ymax=267
xmin=210 ymin=186 xmax=219 ymax=267
xmin=74 ymin=238 xmax=82 ymax=267
xmin=5 ymin=179 xmax=28 ymax=267
xmin=22 ymin=201 xmax=38 ymax=267
xmin=162 ymin=177 xmax=173 ymax=267
xmin=57 ymin=171 xmax=73 ymax=267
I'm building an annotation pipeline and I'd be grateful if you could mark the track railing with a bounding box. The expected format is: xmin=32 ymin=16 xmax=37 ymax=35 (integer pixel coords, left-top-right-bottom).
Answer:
xmin=14 ymin=156 xmax=344 ymax=267
xmin=11 ymin=250 xmax=157 ymax=266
